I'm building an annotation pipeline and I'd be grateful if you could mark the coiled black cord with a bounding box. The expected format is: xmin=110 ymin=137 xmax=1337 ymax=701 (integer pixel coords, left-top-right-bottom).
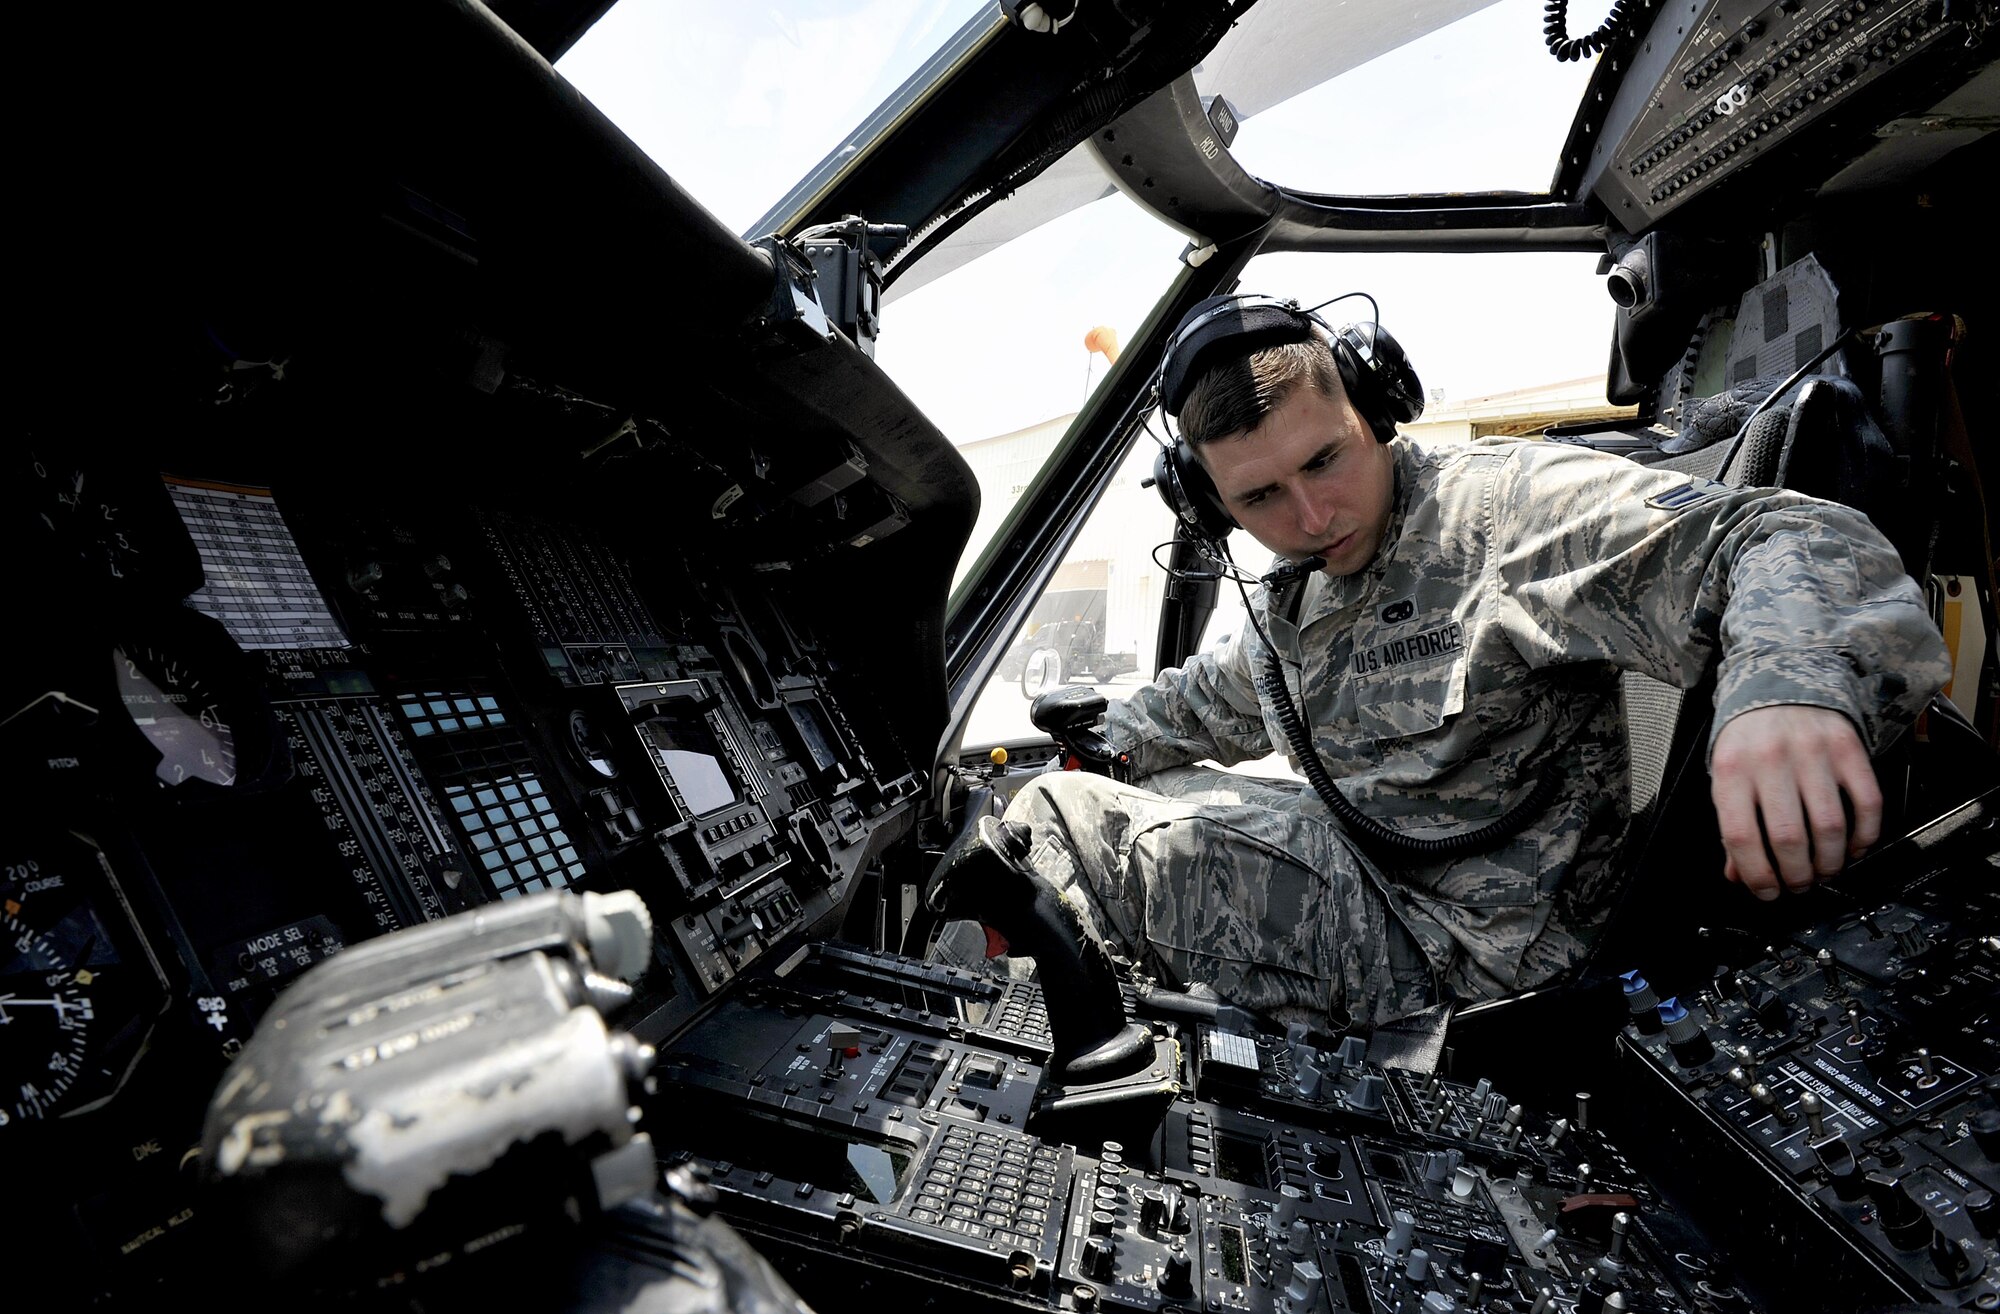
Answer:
xmin=1256 ymin=642 xmax=1562 ymax=860
xmin=1543 ymin=0 xmax=1640 ymax=61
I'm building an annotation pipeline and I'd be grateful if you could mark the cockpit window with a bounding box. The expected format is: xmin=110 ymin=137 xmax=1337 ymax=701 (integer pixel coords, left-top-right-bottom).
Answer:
xmin=1240 ymin=248 xmax=1616 ymax=404
xmin=1194 ymin=0 xmax=1600 ymax=197
xmin=558 ymin=0 xmax=993 ymax=236
xmin=872 ymin=180 xmax=1189 ymax=591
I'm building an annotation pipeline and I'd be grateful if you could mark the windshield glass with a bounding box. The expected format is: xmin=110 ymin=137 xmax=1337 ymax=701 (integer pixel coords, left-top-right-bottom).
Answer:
xmin=872 ymin=177 xmax=1189 ymax=591
xmin=1197 ymin=0 xmax=1598 ymax=195
xmin=1242 ymin=249 xmax=1616 ymax=405
xmin=558 ymin=0 xmax=992 ymax=235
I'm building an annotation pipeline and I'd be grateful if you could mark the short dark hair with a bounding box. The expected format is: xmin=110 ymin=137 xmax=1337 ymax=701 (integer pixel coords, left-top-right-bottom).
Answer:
xmin=1178 ymin=334 xmax=1346 ymax=446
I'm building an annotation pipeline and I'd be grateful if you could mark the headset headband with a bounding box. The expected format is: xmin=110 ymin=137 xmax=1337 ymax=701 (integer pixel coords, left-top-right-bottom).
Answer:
xmin=1158 ymin=295 xmax=1328 ymax=419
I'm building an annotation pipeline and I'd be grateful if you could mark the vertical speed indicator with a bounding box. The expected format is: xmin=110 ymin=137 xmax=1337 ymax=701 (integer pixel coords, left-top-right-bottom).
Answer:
xmin=113 ymin=643 xmax=238 ymax=788
xmin=106 ymin=604 xmax=286 ymax=799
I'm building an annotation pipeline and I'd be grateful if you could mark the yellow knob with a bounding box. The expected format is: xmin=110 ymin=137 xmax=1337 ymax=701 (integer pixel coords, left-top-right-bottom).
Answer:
xmin=988 ymin=746 xmax=1010 ymax=766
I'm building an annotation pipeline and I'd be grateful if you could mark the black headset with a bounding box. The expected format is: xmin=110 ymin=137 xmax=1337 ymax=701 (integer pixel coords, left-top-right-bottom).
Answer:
xmin=1149 ymin=294 xmax=1425 ymax=543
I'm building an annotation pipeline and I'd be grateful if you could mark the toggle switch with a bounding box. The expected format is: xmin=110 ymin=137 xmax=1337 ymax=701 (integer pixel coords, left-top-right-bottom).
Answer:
xmin=1799 ymin=1090 xmax=1827 ymax=1141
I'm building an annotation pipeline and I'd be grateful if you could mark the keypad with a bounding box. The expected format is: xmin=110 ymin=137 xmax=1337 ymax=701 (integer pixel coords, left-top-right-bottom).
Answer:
xmin=903 ymin=1125 xmax=1065 ymax=1250
xmin=985 ymin=981 xmax=1052 ymax=1045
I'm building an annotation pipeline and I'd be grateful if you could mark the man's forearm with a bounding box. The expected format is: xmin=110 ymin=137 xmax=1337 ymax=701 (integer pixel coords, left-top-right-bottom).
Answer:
xmin=1105 ymin=646 xmax=1273 ymax=777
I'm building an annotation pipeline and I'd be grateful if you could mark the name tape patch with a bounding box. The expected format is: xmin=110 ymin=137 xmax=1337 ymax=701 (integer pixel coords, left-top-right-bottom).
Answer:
xmin=1353 ymin=620 xmax=1465 ymax=675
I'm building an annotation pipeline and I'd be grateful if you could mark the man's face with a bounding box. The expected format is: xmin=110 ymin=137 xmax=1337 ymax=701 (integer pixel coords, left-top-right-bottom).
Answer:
xmin=1196 ymin=382 xmax=1396 ymax=576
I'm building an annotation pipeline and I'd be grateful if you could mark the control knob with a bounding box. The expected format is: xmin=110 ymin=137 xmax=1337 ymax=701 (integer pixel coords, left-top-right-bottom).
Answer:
xmin=1161 ymin=1244 xmax=1193 ymax=1296
xmin=1295 ymin=1054 xmax=1324 ymax=1099
xmin=1621 ymin=970 xmax=1663 ymax=1033
xmin=1929 ymin=1230 xmax=1984 ymax=1287
xmin=1812 ymin=1134 xmax=1868 ymax=1201
xmin=1963 ymin=1188 xmax=1998 ymax=1238
xmin=1284 ymin=1261 xmax=1324 ymax=1310
xmin=346 ymin=559 xmax=386 ymax=593
xmin=1969 ymin=1107 xmax=2000 ymax=1160
xmin=1659 ymin=996 xmax=1714 ymax=1065
xmin=1890 ymin=915 xmax=1931 ymax=959
xmin=1865 ymin=1172 xmax=1936 ymax=1251
xmin=1386 ymin=1209 xmax=1416 ymax=1259
xmin=1273 ymin=1182 xmax=1304 ymax=1235
xmin=1081 ymin=1235 xmax=1115 ymax=1280
xmin=1746 ymin=986 xmax=1790 ymax=1034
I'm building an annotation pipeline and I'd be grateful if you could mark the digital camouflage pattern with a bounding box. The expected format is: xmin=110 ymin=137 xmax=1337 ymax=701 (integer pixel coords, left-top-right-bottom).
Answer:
xmin=1006 ymin=436 xmax=1951 ymax=1027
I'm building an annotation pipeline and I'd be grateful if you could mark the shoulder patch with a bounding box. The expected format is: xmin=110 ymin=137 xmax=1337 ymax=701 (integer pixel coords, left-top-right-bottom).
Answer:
xmin=1646 ymin=478 xmax=1729 ymax=513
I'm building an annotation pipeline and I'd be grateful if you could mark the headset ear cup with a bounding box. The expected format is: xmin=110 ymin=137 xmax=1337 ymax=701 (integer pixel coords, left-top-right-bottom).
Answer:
xmin=1333 ymin=322 xmax=1426 ymax=443
xmin=1152 ymin=440 xmax=1237 ymax=542
xmin=1364 ymin=322 xmax=1425 ymax=429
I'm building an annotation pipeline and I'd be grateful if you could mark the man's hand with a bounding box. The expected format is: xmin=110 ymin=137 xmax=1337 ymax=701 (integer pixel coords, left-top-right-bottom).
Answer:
xmin=1710 ymin=706 xmax=1881 ymax=900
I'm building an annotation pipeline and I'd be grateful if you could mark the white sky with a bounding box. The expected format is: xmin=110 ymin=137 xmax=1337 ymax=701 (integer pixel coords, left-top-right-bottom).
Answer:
xmin=560 ymin=0 xmax=1618 ymax=446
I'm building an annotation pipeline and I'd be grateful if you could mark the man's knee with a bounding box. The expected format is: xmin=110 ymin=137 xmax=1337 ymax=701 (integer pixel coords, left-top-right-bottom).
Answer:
xmin=1006 ymin=768 xmax=1129 ymax=822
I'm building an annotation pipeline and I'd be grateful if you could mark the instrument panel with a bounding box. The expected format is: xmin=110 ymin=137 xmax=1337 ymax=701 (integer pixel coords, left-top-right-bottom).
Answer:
xmin=1581 ymin=0 xmax=1991 ymax=227
xmin=0 ymin=436 xmax=921 ymax=1287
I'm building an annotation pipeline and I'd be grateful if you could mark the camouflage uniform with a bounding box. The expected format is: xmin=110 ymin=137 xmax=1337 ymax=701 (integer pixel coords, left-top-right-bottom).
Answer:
xmin=1005 ymin=436 xmax=1950 ymax=1027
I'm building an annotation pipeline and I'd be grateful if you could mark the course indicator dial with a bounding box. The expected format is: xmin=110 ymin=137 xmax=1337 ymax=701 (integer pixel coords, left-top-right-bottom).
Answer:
xmin=0 ymin=906 xmax=94 ymax=1126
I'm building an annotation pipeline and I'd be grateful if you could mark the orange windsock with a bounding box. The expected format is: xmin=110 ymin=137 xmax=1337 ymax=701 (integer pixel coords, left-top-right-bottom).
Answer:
xmin=1084 ymin=325 xmax=1120 ymax=364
